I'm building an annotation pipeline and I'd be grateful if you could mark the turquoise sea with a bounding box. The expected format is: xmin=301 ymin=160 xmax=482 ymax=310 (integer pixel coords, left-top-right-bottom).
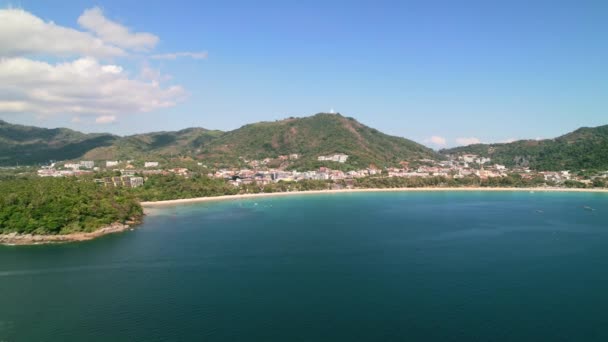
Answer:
xmin=2 ymin=191 xmax=608 ymax=341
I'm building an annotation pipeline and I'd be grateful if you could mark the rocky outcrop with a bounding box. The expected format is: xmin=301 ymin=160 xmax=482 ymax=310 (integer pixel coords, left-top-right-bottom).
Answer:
xmin=0 ymin=222 xmax=133 ymax=246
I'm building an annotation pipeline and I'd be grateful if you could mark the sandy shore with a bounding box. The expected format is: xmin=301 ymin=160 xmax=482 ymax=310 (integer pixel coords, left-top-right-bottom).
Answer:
xmin=141 ymin=187 xmax=608 ymax=210
xmin=0 ymin=222 xmax=136 ymax=246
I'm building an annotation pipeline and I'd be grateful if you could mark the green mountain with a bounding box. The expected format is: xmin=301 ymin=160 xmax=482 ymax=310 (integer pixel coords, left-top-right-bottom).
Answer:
xmin=442 ymin=125 xmax=608 ymax=171
xmin=198 ymin=113 xmax=440 ymax=169
xmin=0 ymin=120 xmax=117 ymax=165
xmin=0 ymin=114 xmax=439 ymax=168
xmin=83 ymin=128 xmax=223 ymax=160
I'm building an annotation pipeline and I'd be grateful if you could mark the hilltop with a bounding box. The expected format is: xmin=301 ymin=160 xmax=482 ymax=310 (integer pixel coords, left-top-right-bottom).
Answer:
xmin=198 ymin=113 xmax=440 ymax=169
xmin=442 ymin=124 xmax=608 ymax=171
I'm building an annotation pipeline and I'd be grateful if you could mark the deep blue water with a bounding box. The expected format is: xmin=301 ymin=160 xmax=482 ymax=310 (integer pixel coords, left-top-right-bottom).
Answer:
xmin=2 ymin=191 xmax=608 ymax=341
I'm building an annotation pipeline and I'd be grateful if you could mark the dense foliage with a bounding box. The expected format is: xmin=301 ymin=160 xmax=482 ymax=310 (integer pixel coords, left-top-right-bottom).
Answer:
xmin=132 ymin=174 xmax=239 ymax=201
xmin=200 ymin=113 xmax=440 ymax=168
xmin=443 ymin=125 xmax=608 ymax=171
xmin=0 ymin=178 xmax=142 ymax=235
xmin=354 ymin=174 xmax=547 ymax=188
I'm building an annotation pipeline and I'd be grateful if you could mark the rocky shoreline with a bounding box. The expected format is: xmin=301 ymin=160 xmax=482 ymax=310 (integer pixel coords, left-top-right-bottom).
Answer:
xmin=0 ymin=222 xmax=136 ymax=246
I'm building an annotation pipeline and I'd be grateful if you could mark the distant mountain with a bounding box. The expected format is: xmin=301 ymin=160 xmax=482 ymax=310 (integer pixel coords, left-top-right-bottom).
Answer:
xmin=0 ymin=114 xmax=439 ymax=168
xmin=442 ymin=125 xmax=608 ymax=171
xmin=198 ymin=113 xmax=440 ymax=169
xmin=0 ymin=120 xmax=117 ymax=165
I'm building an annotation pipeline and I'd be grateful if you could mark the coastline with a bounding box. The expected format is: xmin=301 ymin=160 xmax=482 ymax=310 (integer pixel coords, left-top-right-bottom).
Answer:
xmin=0 ymin=222 xmax=135 ymax=246
xmin=141 ymin=186 xmax=608 ymax=210
xmin=4 ymin=186 xmax=606 ymax=246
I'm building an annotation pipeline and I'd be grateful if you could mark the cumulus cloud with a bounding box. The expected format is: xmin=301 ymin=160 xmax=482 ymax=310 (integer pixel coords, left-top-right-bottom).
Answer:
xmin=95 ymin=115 xmax=117 ymax=124
xmin=455 ymin=137 xmax=482 ymax=146
xmin=0 ymin=7 xmax=205 ymax=121
xmin=426 ymin=136 xmax=447 ymax=146
xmin=0 ymin=57 xmax=186 ymax=116
xmin=78 ymin=7 xmax=158 ymax=51
xmin=151 ymin=51 xmax=209 ymax=60
xmin=0 ymin=8 xmax=125 ymax=58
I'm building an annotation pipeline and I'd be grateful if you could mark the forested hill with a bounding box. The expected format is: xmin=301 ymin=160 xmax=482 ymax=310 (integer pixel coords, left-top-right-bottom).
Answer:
xmin=198 ymin=113 xmax=441 ymax=169
xmin=0 ymin=120 xmax=117 ymax=166
xmin=441 ymin=124 xmax=608 ymax=171
xmin=0 ymin=114 xmax=439 ymax=168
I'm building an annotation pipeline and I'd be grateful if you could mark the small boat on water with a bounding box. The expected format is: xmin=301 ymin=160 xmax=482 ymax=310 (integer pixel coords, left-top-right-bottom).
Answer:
xmin=535 ymin=210 xmax=544 ymax=213
xmin=583 ymin=206 xmax=596 ymax=211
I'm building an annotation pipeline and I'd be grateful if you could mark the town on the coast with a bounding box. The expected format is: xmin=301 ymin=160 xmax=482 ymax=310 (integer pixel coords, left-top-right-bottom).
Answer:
xmin=32 ymin=151 xmax=608 ymax=189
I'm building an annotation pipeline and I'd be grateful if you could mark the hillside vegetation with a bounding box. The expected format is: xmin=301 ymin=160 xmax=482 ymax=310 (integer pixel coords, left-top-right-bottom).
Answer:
xmin=0 ymin=120 xmax=117 ymax=166
xmin=200 ymin=113 xmax=440 ymax=168
xmin=442 ymin=125 xmax=608 ymax=171
xmin=0 ymin=114 xmax=439 ymax=168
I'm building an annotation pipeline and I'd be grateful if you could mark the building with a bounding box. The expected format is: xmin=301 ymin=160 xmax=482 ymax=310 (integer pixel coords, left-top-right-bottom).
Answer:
xmin=64 ymin=163 xmax=80 ymax=170
xmin=317 ymin=154 xmax=349 ymax=163
xmin=79 ymin=160 xmax=94 ymax=169
xmin=95 ymin=176 xmax=144 ymax=188
xmin=144 ymin=161 xmax=159 ymax=168
xmin=106 ymin=161 xmax=119 ymax=167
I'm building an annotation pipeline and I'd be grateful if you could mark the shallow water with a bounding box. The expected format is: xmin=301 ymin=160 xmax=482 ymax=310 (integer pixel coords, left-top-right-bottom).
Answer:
xmin=2 ymin=191 xmax=608 ymax=341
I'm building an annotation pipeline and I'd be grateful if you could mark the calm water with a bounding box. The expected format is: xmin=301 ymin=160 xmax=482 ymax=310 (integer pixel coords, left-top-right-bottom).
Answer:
xmin=2 ymin=191 xmax=608 ymax=341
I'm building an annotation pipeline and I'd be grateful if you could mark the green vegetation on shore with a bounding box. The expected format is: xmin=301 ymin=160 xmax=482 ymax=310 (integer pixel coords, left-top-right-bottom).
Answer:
xmin=0 ymin=178 xmax=142 ymax=235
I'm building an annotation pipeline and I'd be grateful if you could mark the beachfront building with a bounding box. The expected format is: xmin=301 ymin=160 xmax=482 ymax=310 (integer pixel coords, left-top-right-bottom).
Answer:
xmin=145 ymin=162 xmax=159 ymax=168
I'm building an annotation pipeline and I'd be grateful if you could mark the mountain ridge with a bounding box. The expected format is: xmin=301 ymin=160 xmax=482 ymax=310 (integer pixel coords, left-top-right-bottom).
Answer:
xmin=0 ymin=114 xmax=439 ymax=167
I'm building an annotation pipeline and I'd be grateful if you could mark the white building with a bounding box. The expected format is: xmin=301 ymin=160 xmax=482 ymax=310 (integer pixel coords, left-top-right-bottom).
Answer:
xmin=317 ymin=154 xmax=349 ymax=163
xmin=64 ymin=163 xmax=80 ymax=170
xmin=79 ymin=161 xmax=94 ymax=169
xmin=144 ymin=162 xmax=159 ymax=168
xmin=460 ymin=154 xmax=476 ymax=163
xmin=106 ymin=161 xmax=119 ymax=167
xmin=129 ymin=177 xmax=144 ymax=188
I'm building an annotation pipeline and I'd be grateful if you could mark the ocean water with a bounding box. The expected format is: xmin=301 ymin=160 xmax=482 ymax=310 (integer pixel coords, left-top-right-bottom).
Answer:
xmin=1 ymin=191 xmax=608 ymax=341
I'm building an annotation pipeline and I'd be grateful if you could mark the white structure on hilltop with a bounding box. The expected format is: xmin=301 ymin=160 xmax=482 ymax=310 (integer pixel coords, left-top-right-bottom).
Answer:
xmin=144 ymin=161 xmax=159 ymax=168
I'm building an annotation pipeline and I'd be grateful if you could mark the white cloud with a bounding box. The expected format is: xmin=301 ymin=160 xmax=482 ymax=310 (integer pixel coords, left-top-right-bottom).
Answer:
xmin=0 ymin=57 xmax=186 ymax=116
xmin=0 ymin=8 xmax=126 ymax=58
xmin=95 ymin=115 xmax=117 ymax=124
xmin=426 ymin=135 xmax=447 ymax=146
xmin=151 ymin=51 xmax=209 ymax=60
xmin=502 ymin=138 xmax=516 ymax=143
xmin=455 ymin=137 xmax=481 ymax=146
xmin=78 ymin=7 xmax=158 ymax=51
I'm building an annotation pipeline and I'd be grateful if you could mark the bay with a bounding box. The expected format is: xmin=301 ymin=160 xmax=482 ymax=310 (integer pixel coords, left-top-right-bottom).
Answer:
xmin=2 ymin=191 xmax=608 ymax=341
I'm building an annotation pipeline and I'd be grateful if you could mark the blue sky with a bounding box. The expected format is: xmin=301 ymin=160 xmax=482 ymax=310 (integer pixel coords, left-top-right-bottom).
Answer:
xmin=0 ymin=0 xmax=606 ymax=147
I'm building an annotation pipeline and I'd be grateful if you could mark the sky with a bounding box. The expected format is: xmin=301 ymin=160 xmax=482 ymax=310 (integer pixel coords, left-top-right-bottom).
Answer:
xmin=0 ymin=0 xmax=606 ymax=148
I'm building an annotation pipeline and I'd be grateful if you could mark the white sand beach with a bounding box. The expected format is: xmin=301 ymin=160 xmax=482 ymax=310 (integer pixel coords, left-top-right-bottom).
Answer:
xmin=140 ymin=187 xmax=608 ymax=210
